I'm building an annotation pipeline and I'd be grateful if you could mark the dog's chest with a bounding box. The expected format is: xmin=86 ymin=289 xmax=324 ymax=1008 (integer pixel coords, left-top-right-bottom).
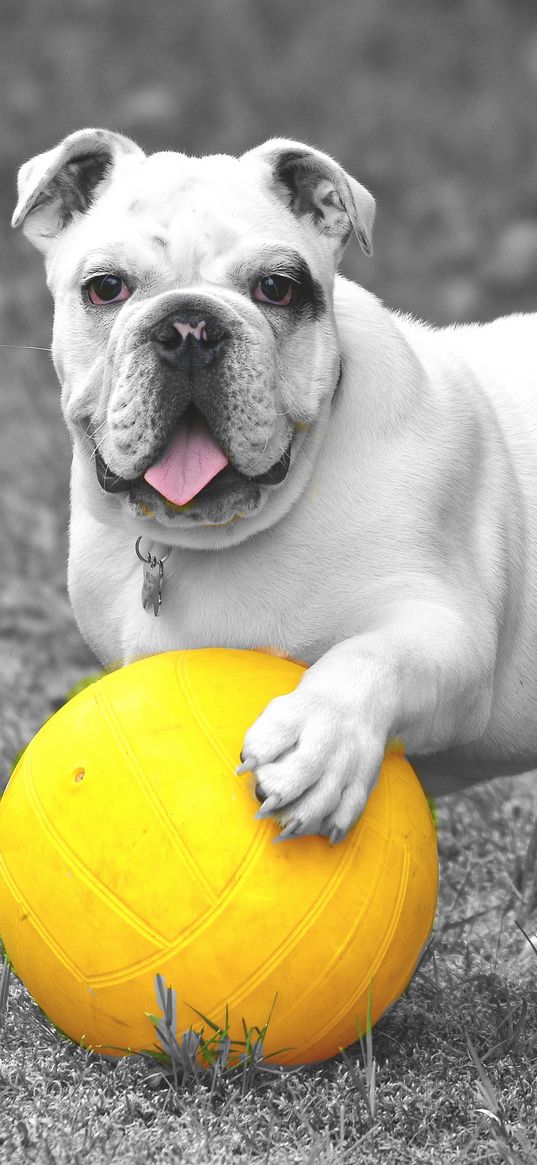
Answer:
xmin=68 ymin=516 xmax=343 ymax=668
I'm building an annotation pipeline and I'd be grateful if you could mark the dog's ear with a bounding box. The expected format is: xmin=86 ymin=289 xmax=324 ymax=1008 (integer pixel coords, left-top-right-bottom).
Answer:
xmin=12 ymin=128 xmax=144 ymax=254
xmin=244 ymin=138 xmax=375 ymax=258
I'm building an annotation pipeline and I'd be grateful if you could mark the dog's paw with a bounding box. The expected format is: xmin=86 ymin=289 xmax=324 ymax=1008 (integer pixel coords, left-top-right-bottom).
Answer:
xmin=237 ymin=686 xmax=385 ymax=842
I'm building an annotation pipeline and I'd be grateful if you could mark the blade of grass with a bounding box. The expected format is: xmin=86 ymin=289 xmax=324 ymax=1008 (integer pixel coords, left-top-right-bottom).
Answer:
xmin=466 ymin=1034 xmax=499 ymax=1116
xmin=516 ymin=815 xmax=537 ymax=923
xmin=515 ymin=919 xmax=537 ymax=957
xmin=0 ymin=952 xmax=11 ymax=1035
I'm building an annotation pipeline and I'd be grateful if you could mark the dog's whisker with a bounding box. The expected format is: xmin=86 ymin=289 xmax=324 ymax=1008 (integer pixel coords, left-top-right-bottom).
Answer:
xmin=88 ymin=418 xmax=108 ymax=442
xmin=83 ymin=417 xmax=109 ymax=454
xmin=88 ymin=441 xmax=105 ymax=466
xmin=0 ymin=343 xmax=50 ymax=351
xmin=87 ymin=430 xmax=108 ymax=465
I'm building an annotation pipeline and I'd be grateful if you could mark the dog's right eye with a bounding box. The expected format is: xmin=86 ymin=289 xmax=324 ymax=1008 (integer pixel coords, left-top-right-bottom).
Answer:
xmin=84 ymin=275 xmax=131 ymax=306
xmin=253 ymin=275 xmax=295 ymax=306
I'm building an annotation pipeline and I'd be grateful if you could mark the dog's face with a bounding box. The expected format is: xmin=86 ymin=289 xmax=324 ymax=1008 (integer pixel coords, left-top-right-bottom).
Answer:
xmin=13 ymin=130 xmax=374 ymax=546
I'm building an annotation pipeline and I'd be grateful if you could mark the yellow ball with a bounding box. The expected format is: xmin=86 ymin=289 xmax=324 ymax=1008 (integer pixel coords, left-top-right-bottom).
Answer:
xmin=0 ymin=649 xmax=437 ymax=1064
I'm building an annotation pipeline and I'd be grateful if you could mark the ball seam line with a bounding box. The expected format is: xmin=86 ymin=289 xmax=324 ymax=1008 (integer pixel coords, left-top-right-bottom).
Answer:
xmin=9 ymin=741 xmax=166 ymax=962
xmin=96 ymin=679 xmax=220 ymax=906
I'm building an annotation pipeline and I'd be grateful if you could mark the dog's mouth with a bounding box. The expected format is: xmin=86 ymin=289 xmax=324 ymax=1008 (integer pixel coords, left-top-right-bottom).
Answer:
xmin=93 ymin=406 xmax=293 ymax=508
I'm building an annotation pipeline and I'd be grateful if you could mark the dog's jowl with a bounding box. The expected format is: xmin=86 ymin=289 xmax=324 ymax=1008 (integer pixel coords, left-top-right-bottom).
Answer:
xmin=13 ymin=128 xmax=537 ymax=840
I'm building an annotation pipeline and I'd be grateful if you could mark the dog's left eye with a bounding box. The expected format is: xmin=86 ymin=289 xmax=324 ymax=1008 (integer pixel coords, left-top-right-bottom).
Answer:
xmin=85 ymin=275 xmax=131 ymax=306
xmin=253 ymin=275 xmax=295 ymax=306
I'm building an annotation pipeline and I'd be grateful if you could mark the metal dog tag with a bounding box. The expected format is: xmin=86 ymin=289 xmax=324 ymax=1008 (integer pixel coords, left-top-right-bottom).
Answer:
xmin=135 ymin=538 xmax=172 ymax=617
xmin=142 ymin=558 xmax=164 ymax=616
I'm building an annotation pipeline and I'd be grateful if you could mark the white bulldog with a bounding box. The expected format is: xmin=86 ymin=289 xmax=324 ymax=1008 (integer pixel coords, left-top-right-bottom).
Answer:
xmin=12 ymin=128 xmax=537 ymax=841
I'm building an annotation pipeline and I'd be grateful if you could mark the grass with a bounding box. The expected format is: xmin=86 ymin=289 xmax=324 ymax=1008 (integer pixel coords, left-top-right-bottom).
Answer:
xmin=147 ymin=974 xmax=282 ymax=1083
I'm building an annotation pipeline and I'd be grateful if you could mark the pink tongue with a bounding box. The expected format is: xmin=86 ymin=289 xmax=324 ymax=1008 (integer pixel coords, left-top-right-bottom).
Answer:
xmin=143 ymin=414 xmax=229 ymax=505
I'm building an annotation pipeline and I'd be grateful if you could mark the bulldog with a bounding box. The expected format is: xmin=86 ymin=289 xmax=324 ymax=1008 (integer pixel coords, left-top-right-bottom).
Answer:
xmin=12 ymin=128 xmax=537 ymax=841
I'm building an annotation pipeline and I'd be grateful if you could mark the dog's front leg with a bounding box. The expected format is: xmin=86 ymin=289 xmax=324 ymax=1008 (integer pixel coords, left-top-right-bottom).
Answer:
xmin=239 ymin=603 xmax=496 ymax=840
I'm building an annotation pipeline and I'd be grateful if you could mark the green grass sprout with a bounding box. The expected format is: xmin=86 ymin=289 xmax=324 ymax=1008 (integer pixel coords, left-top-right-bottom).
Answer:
xmin=147 ymin=975 xmax=289 ymax=1092
xmin=0 ymin=944 xmax=12 ymax=1036
xmin=349 ymin=979 xmax=376 ymax=1124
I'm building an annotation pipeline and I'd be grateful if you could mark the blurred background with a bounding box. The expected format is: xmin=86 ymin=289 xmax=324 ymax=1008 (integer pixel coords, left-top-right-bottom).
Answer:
xmin=3 ymin=0 xmax=537 ymax=780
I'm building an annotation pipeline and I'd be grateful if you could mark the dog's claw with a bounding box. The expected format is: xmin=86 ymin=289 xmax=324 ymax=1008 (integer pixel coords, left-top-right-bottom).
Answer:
xmin=329 ymin=826 xmax=346 ymax=846
xmin=274 ymin=818 xmax=302 ymax=842
xmin=254 ymin=793 xmax=282 ymax=818
xmin=236 ymin=754 xmax=256 ymax=775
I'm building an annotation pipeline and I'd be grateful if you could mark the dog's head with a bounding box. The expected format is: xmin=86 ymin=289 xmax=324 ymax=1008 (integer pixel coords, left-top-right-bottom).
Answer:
xmin=13 ymin=129 xmax=374 ymax=547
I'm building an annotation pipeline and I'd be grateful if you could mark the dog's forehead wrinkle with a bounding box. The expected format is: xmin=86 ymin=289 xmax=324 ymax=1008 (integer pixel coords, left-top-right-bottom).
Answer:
xmin=108 ymin=151 xmax=288 ymax=242
xmin=121 ymin=150 xmax=245 ymax=212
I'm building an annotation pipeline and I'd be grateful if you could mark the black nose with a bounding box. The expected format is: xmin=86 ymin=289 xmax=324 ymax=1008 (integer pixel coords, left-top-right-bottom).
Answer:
xmin=151 ymin=309 xmax=228 ymax=369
